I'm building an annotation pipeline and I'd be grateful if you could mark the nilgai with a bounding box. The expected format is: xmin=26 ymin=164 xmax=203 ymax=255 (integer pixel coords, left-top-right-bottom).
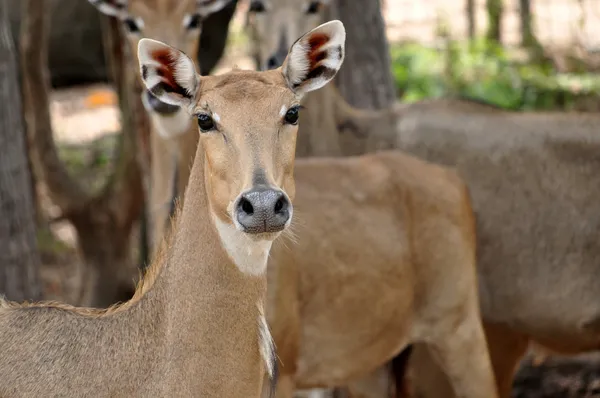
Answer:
xmin=88 ymin=0 xmax=233 ymax=256
xmin=0 ymin=19 xmax=345 ymax=396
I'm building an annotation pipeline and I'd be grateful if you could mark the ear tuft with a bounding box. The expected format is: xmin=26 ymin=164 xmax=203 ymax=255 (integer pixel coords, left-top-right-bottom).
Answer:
xmin=88 ymin=0 xmax=128 ymax=18
xmin=197 ymin=0 xmax=233 ymax=16
xmin=282 ymin=20 xmax=346 ymax=95
xmin=137 ymin=39 xmax=200 ymax=109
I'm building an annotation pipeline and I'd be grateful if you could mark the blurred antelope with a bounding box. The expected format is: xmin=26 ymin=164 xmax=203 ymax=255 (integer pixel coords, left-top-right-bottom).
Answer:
xmin=88 ymin=0 xmax=233 ymax=256
xmin=0 ymin=24 xmax=342 ymax=395
xmin=247 ymin=1 xmax=600 ymax=397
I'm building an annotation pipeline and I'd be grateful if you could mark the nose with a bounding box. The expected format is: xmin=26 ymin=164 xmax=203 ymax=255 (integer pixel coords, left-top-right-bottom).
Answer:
xmin=235 ymin=188 xmax=291 ymax=234
xmin=144 ymin=90 xmax=180 ymax=115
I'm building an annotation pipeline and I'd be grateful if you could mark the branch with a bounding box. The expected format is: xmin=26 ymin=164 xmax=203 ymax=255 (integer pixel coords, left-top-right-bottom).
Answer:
xmin=20 ymin=0 xmax=89 ymax=215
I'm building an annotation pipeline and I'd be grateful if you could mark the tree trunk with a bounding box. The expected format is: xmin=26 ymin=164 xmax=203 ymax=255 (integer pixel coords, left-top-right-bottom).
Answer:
xmin=0 ymin=0 xmax=42 ymax=302
xmin=466 ymin=0 xmax=476 ymax=39
xmin=486 ymin=0 xmax=503 ymax=43
xmin=519 ymin=0 xmax=534 ymax=47
xmin=20 ymin=0 xmax=143 ymax=308
xmin=326 ymin=0 xmax=396 ymax=110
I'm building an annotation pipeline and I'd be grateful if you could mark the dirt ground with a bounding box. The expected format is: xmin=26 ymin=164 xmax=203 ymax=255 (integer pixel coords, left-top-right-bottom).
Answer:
xmin=42 ymin=2 xmax=600 ymax=397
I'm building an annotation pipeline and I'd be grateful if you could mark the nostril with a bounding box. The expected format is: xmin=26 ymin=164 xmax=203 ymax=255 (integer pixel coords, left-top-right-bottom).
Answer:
xmin=267 ymin=56 xmax=279 ymax=70
xmin=274 ymin=197 xmax=285 ymax=214
xmin=239 ymin=197 xmax=254 ymax=215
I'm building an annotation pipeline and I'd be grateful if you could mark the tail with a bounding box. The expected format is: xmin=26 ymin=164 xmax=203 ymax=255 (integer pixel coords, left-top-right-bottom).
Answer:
xmin=391 ymin=345 xmax=414 ymax=397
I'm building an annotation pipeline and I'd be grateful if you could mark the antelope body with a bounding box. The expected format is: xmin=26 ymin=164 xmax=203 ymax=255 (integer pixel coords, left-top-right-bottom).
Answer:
xmin=0 ymin=19 xmax=344 ymax=396
xmin=246 ymin=1 xmax=600 ymax=396
xmin=394 ymin=99 xmax=600 ymax=397
xmin=265 ymin=150 xmax=497 ymax=398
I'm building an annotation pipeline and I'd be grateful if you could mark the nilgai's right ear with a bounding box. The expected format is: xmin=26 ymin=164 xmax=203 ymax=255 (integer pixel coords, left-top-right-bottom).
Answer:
xmin=137 ymin=39 xmax=200 ymax=110
xmin=281 ymin=20 xmax=346 ymax=96
xmin=87 ymin=0 xmax=128 ymax=18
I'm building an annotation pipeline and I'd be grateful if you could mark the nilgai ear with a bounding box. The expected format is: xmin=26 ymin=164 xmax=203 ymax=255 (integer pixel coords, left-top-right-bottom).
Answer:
xmin=137 ymin=39 xmax=200 ymax=110
xmin=281 ymin=20 xmax=346 ymax=96
xmin=87 ymin=0 xmax=128 ymax=18
xmin=197 ymin=0 xmax=234 ymax=16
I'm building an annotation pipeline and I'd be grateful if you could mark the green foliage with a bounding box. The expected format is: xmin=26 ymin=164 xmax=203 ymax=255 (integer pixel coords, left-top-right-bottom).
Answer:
xmin=390 ymin=37 xmax=600 ymax=111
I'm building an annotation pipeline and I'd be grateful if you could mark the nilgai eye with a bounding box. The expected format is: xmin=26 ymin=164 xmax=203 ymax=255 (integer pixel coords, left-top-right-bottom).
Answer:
xmin=197 ymin=114 xmax=215 ymax=132
xmin=249 ymin=0 xmax=266 ymax=13
xmin=123 ymin=17 xmax=142 ymax=34
xmin=306 ymin=1 xmax=322 ymax=14
xmin=184 ymin=13 xmax=202 ymax=30
xmin=284 ymin=107 xmax=300 ymax=125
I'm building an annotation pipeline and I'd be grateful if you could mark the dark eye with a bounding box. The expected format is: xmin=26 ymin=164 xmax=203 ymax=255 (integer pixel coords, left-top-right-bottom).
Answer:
xmin=284 ymin=107 xmax=300 ymax=125
xmin=197 ymin=114 xmax=215 ymax=132
xmin=184 ymin=13 xmax=202 ymax=30
xmin=306 ymin=1 xmax=322 ymax=14
xmin=123 ymin=17 xmax=142 ymax=34
xmin=249 ymin=0 xmax=266 ymax=13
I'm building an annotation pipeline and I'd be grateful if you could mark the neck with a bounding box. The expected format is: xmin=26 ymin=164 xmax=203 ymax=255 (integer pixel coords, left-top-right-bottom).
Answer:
xmin=143 ymin=141 xmax=273 ymax=395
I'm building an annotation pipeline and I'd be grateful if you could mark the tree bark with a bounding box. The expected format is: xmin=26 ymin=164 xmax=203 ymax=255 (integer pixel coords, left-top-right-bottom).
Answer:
xmin=326 ymin=0 xmax=396 ymax=110
xmin=0 ymin=0 xmax=42 ymax=302
xmin=467 ymin=0 xmax=476 ymax=39
xmin=519 ymin=0 xmax=534 ymax=47
xmin=486 ymin=0 xmax=503 ymax=43
xmin=20 ymin=0 xmax=143 ymax=308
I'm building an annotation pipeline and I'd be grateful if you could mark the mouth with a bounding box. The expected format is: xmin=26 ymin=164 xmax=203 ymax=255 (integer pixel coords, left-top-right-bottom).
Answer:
xmin=144 ymin=90 xmax=180 ymax=115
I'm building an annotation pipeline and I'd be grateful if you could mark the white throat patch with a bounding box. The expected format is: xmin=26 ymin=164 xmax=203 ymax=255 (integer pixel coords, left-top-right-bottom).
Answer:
xmin=212 ymin=216 xmax=273 ymax=276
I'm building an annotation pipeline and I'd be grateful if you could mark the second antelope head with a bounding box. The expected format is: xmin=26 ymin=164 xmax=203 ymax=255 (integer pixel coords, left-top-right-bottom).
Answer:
xmin=246 ymin=0 xmax=331 ymax=70
xmin=137 ymin=20 xmax=346 ymax=242
xmin=88 ymin=0 xmax=232 ymax=115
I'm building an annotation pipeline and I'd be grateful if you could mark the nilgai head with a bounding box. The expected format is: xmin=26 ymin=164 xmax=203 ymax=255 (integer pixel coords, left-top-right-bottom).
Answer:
xmin=137 ymin=20 xmax=346 ymax=241
xmin=246 ymin=0 xmax=330 ymax=70
xmin=88 ymin=0 xmax=232 ymax=115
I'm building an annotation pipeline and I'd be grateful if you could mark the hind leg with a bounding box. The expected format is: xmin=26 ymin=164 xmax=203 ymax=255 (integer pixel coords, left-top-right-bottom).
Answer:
xmin=410 ymin=322 xmax=529 ymax=398
xmin=418 ymin=301 xmax=498 ymax=398
xmin=483 ymin=322 xmax=529 ymax=398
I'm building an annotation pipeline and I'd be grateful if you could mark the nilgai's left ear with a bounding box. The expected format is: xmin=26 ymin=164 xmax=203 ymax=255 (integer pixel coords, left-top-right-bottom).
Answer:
xmin=197 ymin=0 xmax=234 ymax=16
xmin=281 ymin=20 xmax=346 ymax=96
xmin=137 ymin=39 xmax=200 ymax=110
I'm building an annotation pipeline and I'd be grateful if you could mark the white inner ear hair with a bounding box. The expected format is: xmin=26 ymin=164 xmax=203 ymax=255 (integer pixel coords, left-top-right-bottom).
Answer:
xmin=286 ymin=41 xmax=310 ymax=86
xmin=173 ymin=55 xmax=198 ymax=96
